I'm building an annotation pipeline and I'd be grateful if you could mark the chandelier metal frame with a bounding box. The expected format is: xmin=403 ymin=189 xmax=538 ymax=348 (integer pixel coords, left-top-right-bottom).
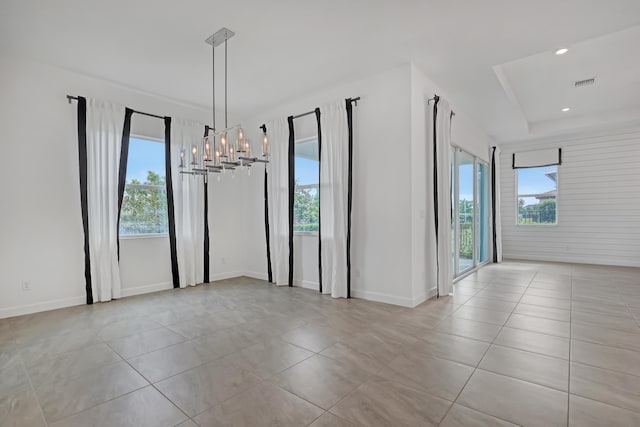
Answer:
xmin=179 ymin=28 xmax=269 ymax=178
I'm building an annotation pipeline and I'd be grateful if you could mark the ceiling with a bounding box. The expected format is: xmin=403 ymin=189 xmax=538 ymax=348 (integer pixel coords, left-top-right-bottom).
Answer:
xmin=2 ymin=0 xmax=640 ymax=143
xmin=494 ymin=25 xmax=640 ymax=138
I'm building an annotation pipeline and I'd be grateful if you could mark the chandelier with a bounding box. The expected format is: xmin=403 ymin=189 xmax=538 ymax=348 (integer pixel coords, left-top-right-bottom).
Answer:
xmin=179 ymin=28 xmax=269 ymax=177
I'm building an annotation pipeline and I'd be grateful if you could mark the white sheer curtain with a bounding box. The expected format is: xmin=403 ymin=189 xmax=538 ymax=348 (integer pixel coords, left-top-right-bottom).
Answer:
xmin=171 ymin=119 xmax=206 ymax=288
xmin=86 ymin=98 xmax=125 ymax=302
xmin=491 ymin=146 xmax=503 ymax=263
xmin=266 ymin=118 xmax=290 ymax=286
xmin=431 ymin=98 xmax=453 ymax=296
xmin=320 ymin=101 xmax=349 ymax=298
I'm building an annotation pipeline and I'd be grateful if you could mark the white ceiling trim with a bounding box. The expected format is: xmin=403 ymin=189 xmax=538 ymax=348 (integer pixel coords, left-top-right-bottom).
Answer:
xmin=493 ymin=64 xmax=529 ymax=134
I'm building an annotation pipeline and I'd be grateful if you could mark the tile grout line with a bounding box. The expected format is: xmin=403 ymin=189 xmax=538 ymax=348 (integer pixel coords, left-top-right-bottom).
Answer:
xmin=46 ymin=384 xmax=150 ymax=426
xmin=120 ymin=332 xmax=267 ymax=424
xmin=452 ymin=302 xmax=640 ymax=354
xmin=4 ymin=265 xmax=640 ymax=426
xmin=436 ymin=268 xmax=538 ymax=426
xmin=567 ymin=272 xmax=574 ymax=426
xmin=164 ymin=332 xmax=329 ymax=423
xmin=18 ymin=355 xmax=50 ymax=427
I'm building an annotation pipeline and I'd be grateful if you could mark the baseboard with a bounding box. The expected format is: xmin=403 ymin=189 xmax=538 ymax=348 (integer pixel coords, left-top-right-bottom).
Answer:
xmin=239 ymin=272 xmax=318 ymax=290
xmin=120 ymin=281 xmax=173 ymax=298
xmin=411 ymin=286 xmax=438 ymax=307
xmin=210 ymin=271 xmax=246 ymax=281
xmin=242 ymin=271 xmax=269 ymax=281
xmin=504 ymin=255 xmax=640 ymax=268
xmin=294 ymin=279 xmax=320 ymax=291
xmin=0 ymin=274 xmax=435 ymax=319
xmin=350 ymin=288 xmax=416 ymax=308
xmin=0 ymin=295 xmax=86 ymax=319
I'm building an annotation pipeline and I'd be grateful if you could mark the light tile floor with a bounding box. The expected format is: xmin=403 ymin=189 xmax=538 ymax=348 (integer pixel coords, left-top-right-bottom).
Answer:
xmin=1 ymin=261 xmax=640 ymax=426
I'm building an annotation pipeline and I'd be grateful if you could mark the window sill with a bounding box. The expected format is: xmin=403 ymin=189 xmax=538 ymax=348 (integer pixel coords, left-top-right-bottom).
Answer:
xmin=120 ymin=233 xmax=169 ymax=240
xmin=294 ymin=232 xmax=319 ymax=237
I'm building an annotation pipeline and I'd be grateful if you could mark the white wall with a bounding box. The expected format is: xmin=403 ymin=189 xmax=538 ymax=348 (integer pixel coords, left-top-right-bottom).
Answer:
xmin=410 ymin=65 xmax=492 ymax=302
xmin=0 ymin=55 xmax=491 ymax=317
xmin=499 ymin=128 xmax=640 ymax=267
xmin=0 ymin=54 xmax=244 ymax=318
xmin=241 ymin=63 xmax=491 ymax=307
xmin=241 ymin=64 xmax=415 ymax=305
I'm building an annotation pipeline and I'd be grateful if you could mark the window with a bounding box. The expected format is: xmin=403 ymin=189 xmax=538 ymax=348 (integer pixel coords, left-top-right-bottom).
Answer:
xmin=119 ymin=137 xmax=169 ymax=236
xmin=517 ymin=166 xmax=557 ymax=225
xmin=294 ymin=138 xmax=319 ymax=233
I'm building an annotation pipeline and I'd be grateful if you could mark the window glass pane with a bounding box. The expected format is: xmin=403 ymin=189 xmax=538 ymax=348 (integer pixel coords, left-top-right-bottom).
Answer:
xmin=451 ymin=156 xmax=456 ymax=269
xmin=517 ymin=166 xmax=557 ymax=225
xmin=458 ymin=151 xmax=474 ymax=272
xmin=294 ymin=139 xmax=319 ymax=233
xmin=126 ymin=137 xmax=165 ymax=182
xmin=119 ymin=138 xmax=169 ymax=235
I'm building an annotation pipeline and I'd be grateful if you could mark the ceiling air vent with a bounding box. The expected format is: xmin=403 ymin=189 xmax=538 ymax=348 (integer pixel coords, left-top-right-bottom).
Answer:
xmin=574 ymin=78 xmax=596 ymax=88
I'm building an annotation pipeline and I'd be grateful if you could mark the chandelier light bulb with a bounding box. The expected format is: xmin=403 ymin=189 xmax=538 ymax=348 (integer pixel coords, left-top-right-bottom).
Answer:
xmin=204 ymin=137 xmax=211 ymax=161
xmin=220 ymin=133 xmax=227 ymax=157
xmin=262 ymin=134 xmax=269 ymax=157
xmin=179 ymin=148 xmax=185 ymax=168
xmin=191 ymin=145 xmax=198 ymax=164
xmin=236 ymin=127 xmax=245 ymax=152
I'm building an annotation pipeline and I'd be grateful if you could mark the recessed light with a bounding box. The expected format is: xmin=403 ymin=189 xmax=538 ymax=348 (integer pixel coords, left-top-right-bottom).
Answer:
xmin=555 ymin=48 xmax=569 ymax=55
xmin=561 ymin=107 xmax=571 ymax=112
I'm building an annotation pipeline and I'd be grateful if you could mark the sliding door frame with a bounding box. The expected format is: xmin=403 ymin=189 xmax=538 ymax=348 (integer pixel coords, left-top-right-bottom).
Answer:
xmin=452 ymin=145 xmax=490 ymax=280
xmin=477 ymin=159 xmax=490 ymax=267
xmin=452 ymin=149 xmax=460 ymax=276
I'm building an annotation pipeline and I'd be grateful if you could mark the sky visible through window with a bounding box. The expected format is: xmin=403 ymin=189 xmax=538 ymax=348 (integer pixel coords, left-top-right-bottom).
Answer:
xmin=459 ymin=164 xmax=474 ymax=201
xmin=126 ymin=137 xmax=165 ymax=183
xmin=295 ymin=157 xmax=319 ymax=186
xmin=518 ymin=167 xmax=557 ymax=206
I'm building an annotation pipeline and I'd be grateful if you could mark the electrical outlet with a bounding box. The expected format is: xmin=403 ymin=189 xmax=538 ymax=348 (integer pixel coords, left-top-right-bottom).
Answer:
xmin=21 ymin=281 xmax=31 ymax=291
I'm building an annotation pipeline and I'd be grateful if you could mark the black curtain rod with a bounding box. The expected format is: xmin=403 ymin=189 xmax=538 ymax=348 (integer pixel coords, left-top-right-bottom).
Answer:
xmin=66 ymin=95 xmax=165 ymax=120
xmin=131 ymin=110 xmax=165 ymax=120
xmin=292 ymin=110 xmax=316 ymax=120
xmin=427 ymin=94 xmax=455 ymax=116
xmin=293 ymin=97 xmax=361 ymax=120
xmin=261 ymin=96 xmax=361 ymax=129
xmin=294 ymin=97 xmax=361 ymax=120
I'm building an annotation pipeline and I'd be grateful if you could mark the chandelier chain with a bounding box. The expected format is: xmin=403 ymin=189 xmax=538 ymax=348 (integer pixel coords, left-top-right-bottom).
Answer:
xmin=225 ymin=38 xmax=228 ymax=129
xmin=212 ymin=42 xmax=216 ymax=132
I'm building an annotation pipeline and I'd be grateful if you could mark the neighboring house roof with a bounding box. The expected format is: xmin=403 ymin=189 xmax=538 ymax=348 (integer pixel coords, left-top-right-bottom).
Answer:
xmin=519 ymin=190 xmax=557 ymax=201
xmin=544 ymin=170 xmax=557 ymax=183
xmin=520 ymin=168 xmax=558 ymax=202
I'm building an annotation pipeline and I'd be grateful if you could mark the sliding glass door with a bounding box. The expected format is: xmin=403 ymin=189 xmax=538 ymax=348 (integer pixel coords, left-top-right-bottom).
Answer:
xmin=452 ymin=147 xmax=490 ymax=277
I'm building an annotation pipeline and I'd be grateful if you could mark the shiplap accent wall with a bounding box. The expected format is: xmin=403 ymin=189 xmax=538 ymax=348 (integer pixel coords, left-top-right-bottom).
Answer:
xmin=499 ymin=129 xmax=640 ymax=267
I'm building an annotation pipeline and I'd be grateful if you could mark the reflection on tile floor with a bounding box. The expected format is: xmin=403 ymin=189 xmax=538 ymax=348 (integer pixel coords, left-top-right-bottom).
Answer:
xmin=1 ymin=261 xmax=640 ymax=426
